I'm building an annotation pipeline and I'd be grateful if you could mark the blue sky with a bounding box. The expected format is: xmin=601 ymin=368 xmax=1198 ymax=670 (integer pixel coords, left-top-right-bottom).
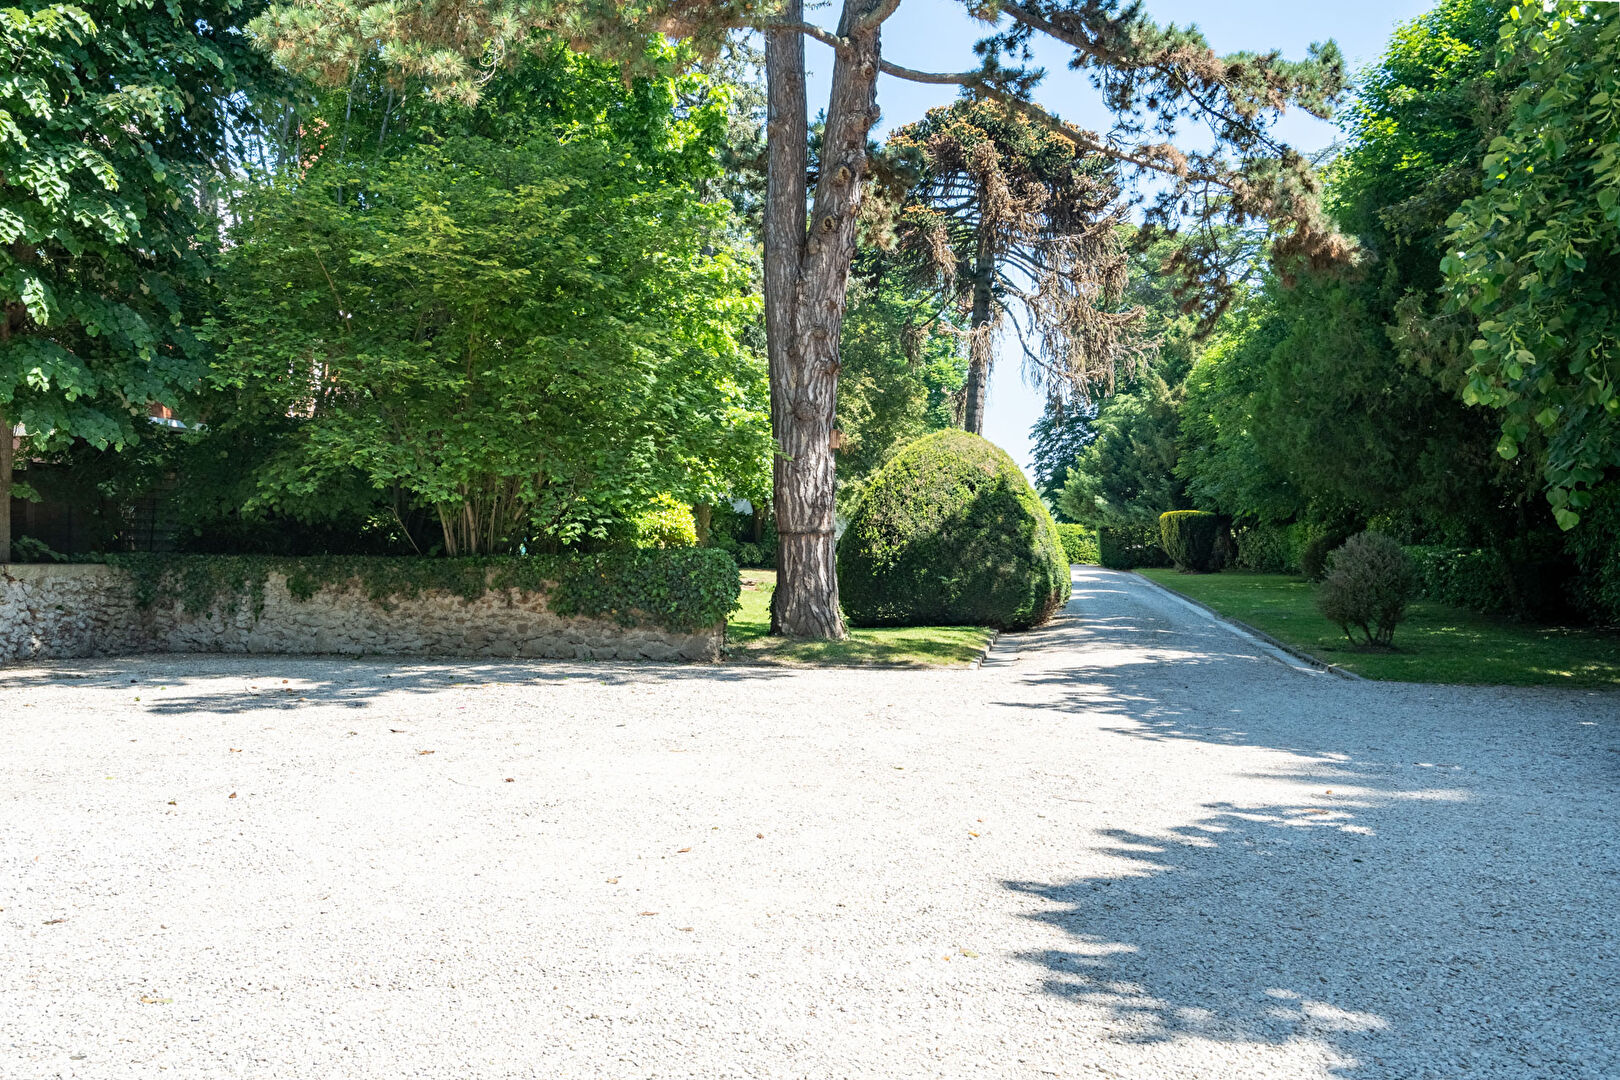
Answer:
xmin=803 ymin=0 xmax=1435 ymax=475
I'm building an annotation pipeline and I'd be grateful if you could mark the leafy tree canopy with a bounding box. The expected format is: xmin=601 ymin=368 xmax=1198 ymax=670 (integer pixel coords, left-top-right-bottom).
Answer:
xmin=1438 ymin=0 xmax=1620 ymax=528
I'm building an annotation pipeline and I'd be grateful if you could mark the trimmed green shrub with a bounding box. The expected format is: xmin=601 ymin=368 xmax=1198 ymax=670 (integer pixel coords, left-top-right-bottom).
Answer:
xmin=1098 ymin=524 xmax=1170 ymax=570
xmin=1158 ymin=510 xmax=1221 ymax=572
xmin=633 ymin=495 xmax=699 ymax=549
xmin=1317 ymin=532 xmax=1419 ymax=647
xmin=837 ymin=430 xmax=1071 ymax=629
xmin=98 ymin=550 xmax=742 ymax=632
xmin=1055 ymin=523 xmax=1100 ymax=565
xmin=1234 ymin=524 xmax=1291 ymax=573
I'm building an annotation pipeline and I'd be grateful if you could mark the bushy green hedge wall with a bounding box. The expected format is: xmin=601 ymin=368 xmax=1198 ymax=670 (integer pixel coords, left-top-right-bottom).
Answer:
xmin=97 ymin=550 xmax=742 ymax=632
xmin=1158 ymin=511 xmax=1221 ymax=572
xmin=1098 ymin=524 xmax=1171 ymax=570
xmin=1233 ymin=524 xmax=1293 ymax=573
xmin=1404 ymin=546 xmax=1513 ymax=618
xmin=837 ymin=430 xmax=1071 ymax=629
xmin=1055 ymin=524 xmax=1100 ymax=565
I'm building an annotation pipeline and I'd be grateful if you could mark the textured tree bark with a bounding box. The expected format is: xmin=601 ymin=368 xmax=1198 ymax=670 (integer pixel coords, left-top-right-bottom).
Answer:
xmin=963 ymin=227 xmax=995 ymax=435
xmin=764 ymin=0 xmax=886 ymax=639
xmin=0 ymin=403 xmax=12 ymax=565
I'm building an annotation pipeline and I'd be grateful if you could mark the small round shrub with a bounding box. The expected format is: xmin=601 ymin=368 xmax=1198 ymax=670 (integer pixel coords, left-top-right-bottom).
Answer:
xmin=1316 ymin=531 xmax=1420 ymax=648
xmin=1158 ymin=510 xmax=1221 ymax=572
xmin=633 ymin=495 xmax=698 ymax=549
xmin=838 ymin=430 xmax=1071 ymax=629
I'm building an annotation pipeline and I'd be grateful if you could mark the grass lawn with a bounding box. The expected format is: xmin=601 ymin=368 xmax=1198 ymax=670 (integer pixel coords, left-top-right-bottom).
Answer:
xmin=1139 ymin=569 xmax=1620 ymax=688
xmin=727 ymin=570 xmax=995 ymax=666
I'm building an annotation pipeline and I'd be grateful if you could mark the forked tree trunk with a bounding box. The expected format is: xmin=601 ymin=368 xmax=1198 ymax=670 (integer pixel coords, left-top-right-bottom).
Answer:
xmin=764 ymin=0 xmax=885 ymax=639
xmin=0 ymin=403 xmax=12 ymax=565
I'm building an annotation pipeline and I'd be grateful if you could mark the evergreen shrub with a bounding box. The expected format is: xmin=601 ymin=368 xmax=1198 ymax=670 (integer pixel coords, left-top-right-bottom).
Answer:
xmin=1158 ymin=510 xmax=1221 ymax=572
xmin=838 ymin=431 xmax=1070 ymax=629
xmin=1316 ymin=532 xmax=1419 ymax=648
xmin=1055 ymin=524 xmax=1100 ymax=565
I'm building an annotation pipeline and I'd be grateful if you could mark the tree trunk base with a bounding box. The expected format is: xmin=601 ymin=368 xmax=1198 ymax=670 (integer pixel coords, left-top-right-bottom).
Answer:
xmin=771 ymin=531 xmax=847 ymax=639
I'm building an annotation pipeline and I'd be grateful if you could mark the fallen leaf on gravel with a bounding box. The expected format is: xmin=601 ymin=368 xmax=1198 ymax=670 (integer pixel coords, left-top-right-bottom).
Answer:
xmin=969 ymin=832 xmax=980 ymax=838
xmin=167 ymin=801 xmax=176 ymax=806
xmin=228 ymin=793 xmax=237 ymax=799
xmin=606 ymin=878 xmax=619 ymax=884
xmin=504 ymin=777 xmax=515 ymax=783
xmin=138 ymin=996 xmax=172 ymax=1005
xmin=638 ymin=911 xmax=658 ymax=916
xmin=417 ymin=750 xmax=435 ymax=756
xmin=677 ymin=847 xmax=691 ymax=853
xmin=679 ymin=927 xmax=694 ymax=932
xmin=229 ymin=749 xmax=241 ymax=753
xmin=756 ymin=833 xmax=764 ymax=839
xmin=960 ymin=949 xmax=979 ymax=958
xmin=390 ymin=729 xmax=407 ymax=733
xmin=43 ymin=918 xmax=66 ymax=925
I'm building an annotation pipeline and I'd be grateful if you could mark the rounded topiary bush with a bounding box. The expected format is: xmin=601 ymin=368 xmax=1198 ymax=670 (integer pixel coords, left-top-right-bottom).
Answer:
xmin=838 ymin=430 xmax=1071 ymax=629
xmin=1158 ymin=510 xmax=1222 ymax=572
xmin=1317 ymin=531 xmax=1419 ymax=648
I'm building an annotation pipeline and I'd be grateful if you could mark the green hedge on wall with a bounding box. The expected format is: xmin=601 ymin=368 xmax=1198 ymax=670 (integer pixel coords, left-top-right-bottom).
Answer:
xmin=97 ymin=549 xmax=742 ymax=632
xmin=1055 ymin=524 xmax=1100 ymax=565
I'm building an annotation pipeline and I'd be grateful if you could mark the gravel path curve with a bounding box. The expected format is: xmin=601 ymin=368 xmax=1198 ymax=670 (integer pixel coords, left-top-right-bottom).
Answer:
xmin=3 ymin=566 xmax=1616 ymax=1079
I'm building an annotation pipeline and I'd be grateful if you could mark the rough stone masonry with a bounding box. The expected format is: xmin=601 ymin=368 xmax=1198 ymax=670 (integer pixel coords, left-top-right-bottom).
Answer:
xmin=0 ymin=563 xmax=721 ymax=664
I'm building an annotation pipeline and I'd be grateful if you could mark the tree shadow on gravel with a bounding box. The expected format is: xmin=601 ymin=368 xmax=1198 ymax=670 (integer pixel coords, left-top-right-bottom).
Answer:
xmin=1000 ymin=776 xmax=1619 ymax=1078
xmin=0 ymin=655 xmax=792 ymax=714
xmin=995 ymin=574 xmax=1620 ymax=1077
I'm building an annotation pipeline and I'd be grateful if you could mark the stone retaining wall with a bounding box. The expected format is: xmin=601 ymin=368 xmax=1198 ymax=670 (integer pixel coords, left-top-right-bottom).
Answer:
xmin=0 ymin=563 xmax=722 ymax=664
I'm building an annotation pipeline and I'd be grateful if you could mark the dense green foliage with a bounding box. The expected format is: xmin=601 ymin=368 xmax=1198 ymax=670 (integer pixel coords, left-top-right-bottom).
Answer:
xmin=1030 ymin=400 xmax=1096 ymax=514
xmin=1158 ymin=511 xmax=1222 ymax=573
xmin=1055 ymin=524 xmax=1099 ymax=566
xmin=205 ymin=48 xmax=768 ymax=556
xmin=1438 ymin=2 xmax=1620 ymax=529
xmin=833 ymin=280 xmax=968 ymax=514
xmin=0 ymin=0 xmax=281 ymax=559
xmin=101 ymin=548 xmax=741 ymax=631
xmin=1038 ymin=0 xmax=1619 ymax=634
xmin=1097 ymin=525 xmax=1170 ymax=570
xmin=1316 ymin=532 xmax=1420 ymax=647
xmin=632 ymin=496 xmax=699 ymax=549
xmin=838 ymin=431 xmax=1070 ymax=630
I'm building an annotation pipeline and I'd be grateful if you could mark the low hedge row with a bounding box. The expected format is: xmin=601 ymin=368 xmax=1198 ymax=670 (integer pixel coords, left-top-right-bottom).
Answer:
xmin=1404 ymin=546 xmax=1516 ymax=618
xmin=1098 ymin=524 xmax=1171 ymax=570
xmin=96 ymin=549 xmax=742 ymax=632
xmin=1055 ymin=524 xmax=1100 ymax=565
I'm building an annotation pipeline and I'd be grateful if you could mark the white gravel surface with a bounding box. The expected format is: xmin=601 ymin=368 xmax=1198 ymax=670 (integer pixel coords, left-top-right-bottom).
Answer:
xmin=3 ymin=566 xmax=1616 ymax=1079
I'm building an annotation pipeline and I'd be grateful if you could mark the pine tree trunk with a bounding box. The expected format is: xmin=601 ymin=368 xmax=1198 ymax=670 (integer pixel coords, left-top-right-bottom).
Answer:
xmin=963 ymin=222 xmax=995 ymax=436
xmin=0 ymin=403 xmax=13 ymax=565
xmin=763 ymin=0 xmax=885 ymax=639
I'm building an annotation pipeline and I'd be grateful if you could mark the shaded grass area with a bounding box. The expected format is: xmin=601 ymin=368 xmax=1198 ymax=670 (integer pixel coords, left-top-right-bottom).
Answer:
xmin=1140 ymin=569 xmax=1620 ymax=688
xmin=727 ymin=571 xmax=994 ymax=667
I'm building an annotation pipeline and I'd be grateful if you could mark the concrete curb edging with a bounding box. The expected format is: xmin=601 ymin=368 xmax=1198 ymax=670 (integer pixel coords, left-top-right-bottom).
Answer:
xmin=1129 ymin=571 xmax=1364 ymax=680
xmin=970 ymin=630 xmax=1001 ymax=670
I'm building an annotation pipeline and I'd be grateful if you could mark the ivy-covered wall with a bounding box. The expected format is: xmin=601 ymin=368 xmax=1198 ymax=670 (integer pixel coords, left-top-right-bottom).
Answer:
xmin=1 ymin=553 xmax=739 ymax=664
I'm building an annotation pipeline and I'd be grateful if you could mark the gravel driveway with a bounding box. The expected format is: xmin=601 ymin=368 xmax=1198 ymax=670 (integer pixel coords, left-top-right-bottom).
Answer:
xmin=3 ymin=566 xmax=1616 ymax=1079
